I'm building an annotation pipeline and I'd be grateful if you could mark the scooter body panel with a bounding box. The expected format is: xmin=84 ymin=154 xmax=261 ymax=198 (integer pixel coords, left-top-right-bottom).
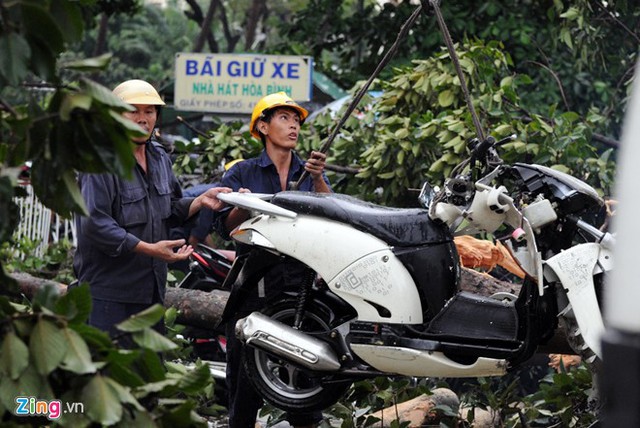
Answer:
xmin=235 ymin=214 xmax=424 ymax=324
xmin=544 ymin=242 xmax=605 ymax=357
xmin=350 ymin=344 xmax=507 ymax=377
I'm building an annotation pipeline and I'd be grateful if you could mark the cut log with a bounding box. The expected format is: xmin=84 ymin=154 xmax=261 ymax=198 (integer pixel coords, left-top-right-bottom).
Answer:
xmin=9 ymin=271 xmax=67 ymax=296
xmin=11 ymin=266 xmax=514 ymax=321
xmin=454 ymin=235 xmax=526 ymax=279
xmin=164 ymin=287 xmax=229 ymax=329
xmin=367 ymin=388 xmax=459 ymax=427
xmin=9 ymin=270 xmax=575 ymax=354
xmin=459 ymin=267 xmax=521 ymax=297
xmin=9 ymin=272 xmax=229 ymax=330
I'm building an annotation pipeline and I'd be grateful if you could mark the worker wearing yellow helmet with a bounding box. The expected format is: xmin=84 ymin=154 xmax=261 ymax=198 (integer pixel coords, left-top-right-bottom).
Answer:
xmin=249 ymin=91 xmax=310 ymax=140
xmin=212 ymin=91 xmax=331 ymax=427
xmin=74 ymin=79 xmax=232 ymax=342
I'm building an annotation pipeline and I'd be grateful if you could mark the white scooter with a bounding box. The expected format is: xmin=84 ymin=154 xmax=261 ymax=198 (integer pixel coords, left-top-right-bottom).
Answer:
xmin=216 ymin=135 xmax=613 ymax=412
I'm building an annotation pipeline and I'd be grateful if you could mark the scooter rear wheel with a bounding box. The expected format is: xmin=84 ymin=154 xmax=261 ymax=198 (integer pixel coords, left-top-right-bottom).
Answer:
xmin=243 ymin=301 xmax=351 ymax=412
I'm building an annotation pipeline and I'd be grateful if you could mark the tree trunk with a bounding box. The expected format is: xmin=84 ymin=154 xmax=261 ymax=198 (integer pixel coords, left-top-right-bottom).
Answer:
xmin=368 ymin=388 xmax=460 ymax=427
xmin=244 ymin=0 xmax=266 ymax=50
xmin=12 ymin=269 xmax=576 ymax=354
xmin=191 ymin=0 xmax=218 ymax=53
xmin=217 ymin=0 xmax=240 ymax=52
xmin=10 ymin=267 xmax=515 ymax=324
xmin=164 ymin=287 xmax=228 ymax=329
xmin=9 ymin=271 xmax=229 ymax=330
xmin=93 ymin=13 xmax=109 ymax=57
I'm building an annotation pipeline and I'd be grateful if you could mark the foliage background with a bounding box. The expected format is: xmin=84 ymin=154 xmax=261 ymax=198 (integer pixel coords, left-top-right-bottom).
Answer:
xmin=1 ymin=0 xmax=637 ymax=426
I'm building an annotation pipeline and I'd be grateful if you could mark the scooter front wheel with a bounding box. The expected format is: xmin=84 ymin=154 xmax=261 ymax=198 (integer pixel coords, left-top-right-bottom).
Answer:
xmin=242 ymin=301 xmax=351 ymax=412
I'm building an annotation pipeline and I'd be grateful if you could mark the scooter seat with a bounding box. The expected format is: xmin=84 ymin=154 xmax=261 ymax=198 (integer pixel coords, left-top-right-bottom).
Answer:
xmin=271 ymin=191 xmax=452 ymax=246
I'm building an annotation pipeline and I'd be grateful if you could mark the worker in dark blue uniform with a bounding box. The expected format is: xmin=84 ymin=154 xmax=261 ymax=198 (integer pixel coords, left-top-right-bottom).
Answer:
xmin=73 ymin=79 xmax=231 ymax=341
xmin=212 ymin=92 xmax=331 ymax=428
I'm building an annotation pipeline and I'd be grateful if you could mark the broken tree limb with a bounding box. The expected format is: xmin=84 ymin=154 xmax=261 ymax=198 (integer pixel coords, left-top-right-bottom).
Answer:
xmin=9 ymin=271 xmax=67 ymax=296
xmin=368 ymin=388 xmax=460 ymax=427
xmin=9 ymin=271 xmax=229 ymax=330
xmin=11 ymin=267 xmax=515 ymax=321
xmin=9 ymin=269 xmax=574 ymax=353
xmin=164 ymin=287 xmax=229 ymax=329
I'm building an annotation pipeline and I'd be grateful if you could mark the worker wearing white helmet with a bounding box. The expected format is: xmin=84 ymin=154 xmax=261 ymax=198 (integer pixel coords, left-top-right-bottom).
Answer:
xmin=74 ymin=79 xmax=232 ymax=342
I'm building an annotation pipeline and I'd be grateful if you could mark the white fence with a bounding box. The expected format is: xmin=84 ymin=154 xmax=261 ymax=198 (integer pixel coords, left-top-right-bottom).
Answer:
xmin=13 ymin=185 xmax=77 ymax=258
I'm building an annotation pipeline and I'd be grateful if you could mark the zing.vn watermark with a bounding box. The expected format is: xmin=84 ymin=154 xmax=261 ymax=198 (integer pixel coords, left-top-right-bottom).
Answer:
xmin=14 ymin=397 xmax=84 ymax=420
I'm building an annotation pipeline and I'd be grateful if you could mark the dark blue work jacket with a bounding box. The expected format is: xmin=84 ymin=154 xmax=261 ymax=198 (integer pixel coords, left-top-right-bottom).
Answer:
xmin=212 ymin=149 xmax=331 ymax=239
xmin=73 ymin=141 xmax=193 ymax=304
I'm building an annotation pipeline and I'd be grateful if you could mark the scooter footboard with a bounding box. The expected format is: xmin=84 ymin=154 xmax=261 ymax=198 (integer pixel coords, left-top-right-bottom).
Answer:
xmin=426 ymin=291 xmax=518 ymax=341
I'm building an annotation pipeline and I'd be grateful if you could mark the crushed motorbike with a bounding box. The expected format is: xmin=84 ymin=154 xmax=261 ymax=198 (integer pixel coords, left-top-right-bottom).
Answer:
xmin=216 ymin=135 xmax=613 ymax=412
xmin=174 ymin=244 xmax=234 ymax=380
xmin=176 ymin=243 xmax=234 ymax=292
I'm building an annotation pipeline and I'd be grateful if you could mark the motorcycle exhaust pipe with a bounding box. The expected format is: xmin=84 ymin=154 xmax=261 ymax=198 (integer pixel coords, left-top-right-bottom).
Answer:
xmin=235 ymin=312 xmax=341 ymax=371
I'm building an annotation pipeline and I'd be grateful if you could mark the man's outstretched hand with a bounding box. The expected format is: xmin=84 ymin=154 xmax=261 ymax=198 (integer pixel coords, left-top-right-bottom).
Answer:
xmin=135 ymin=239 xmax=194 ymax=262
xmin=190 ymin=186 xmax=233 ymax=216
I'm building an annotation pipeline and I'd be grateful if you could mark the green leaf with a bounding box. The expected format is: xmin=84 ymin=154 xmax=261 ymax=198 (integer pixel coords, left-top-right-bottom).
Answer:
xmin=560 ymin=111 xmax=580 ymax=122
xmin=54 ymin=282 xmax=92 ymax=324
xmin=0 ymin=331 xmax=29 ymax=380
xmin=60 ymin=92 xmax=93 ymax=121
xmin=116 ymin=304 xmax=165 ymax=332
xmin=60 ymin=328 xmax=98 ymax=374
xmin=63 ymin=170 xmax=88 ymax=215
xmin=82 ymin=375 xmax=123 ymax=425
xmin=164 ymin=307 xmax=178 ymax=327
xmin=443 ymin=136 xmax=462 ymax=149
xmin=394 ymin=128 xmax=409 ymax=139
xmin=134 ymin=378 xmax=179 ymax=396
xmin=61 ymin=53 xmax=112 ymax=72
xmin=560 ymin=7 xmax=580 ymax=21
xmin=104 ymin=377 xmax=144 ymax=411
xmin=30 ymin=318 xmax=67 ymax=375
xmin=82 ymin=78 xmax=133 ymax=110
xmin=156 ymin=400 xmax=204 ymax=427
xmin=177 ymin=361 xmax=214 ymax=395
xmin=132 ymin=328 xmax=178 ymax=352
xmin=0 ymin=33 xmax=31 ymax=86
xmin=137 ymin=348 xmax=167 ymax=382
xmin=22 ymin=3 xmax=64 ymax=53
xmin=0 ymin=366 xmax=45 ymax=410
xmin=560 ymin=27 xmax=574 ymax=49
xmin=438 ymin=90 xmax=455 ymax=107
xmin=73 ymin=323 xmax=114 ymax=350
xmin=50 ymin=0 xmax=84 ymax=43
xmin=28 ymin=38 xmax=58 ymax=83
xmin=493 ymin=124 xmax=513 ymax=136
xmin=108 ymin=110 xmax=147 ymax=137
xmin=104 ymin=353 xmax=145 ymax=388
xmin=397 ymin=150 xmax=405 ymax=165
xmin=0 ymin=297 xmax=17 ymax=317
xmin=551 ymin=164 xmax=571 ymax=174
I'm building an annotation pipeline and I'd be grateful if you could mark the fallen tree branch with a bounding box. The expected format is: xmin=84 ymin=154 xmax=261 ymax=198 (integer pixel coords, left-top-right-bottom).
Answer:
xmin=9 ymin=269 xmax=573 ymax=353
xmin=11 ymin=267 xmax=515 ymax=319
xmin=9 ymin=272 xmax=228 ymax=330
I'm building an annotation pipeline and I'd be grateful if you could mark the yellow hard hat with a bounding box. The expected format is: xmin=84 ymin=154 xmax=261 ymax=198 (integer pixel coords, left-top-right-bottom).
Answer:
xmin=249 ymin=92 xmax=308 ymax=139
xmin=224 ymin=159 xmax=243 ymax=170
xmin=112 ymin=79 xmax=165 ymax=106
